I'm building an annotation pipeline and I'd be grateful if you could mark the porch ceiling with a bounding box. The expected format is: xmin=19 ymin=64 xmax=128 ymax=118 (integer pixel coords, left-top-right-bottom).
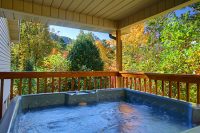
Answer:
xmin=0 ymin=0 xmax=199 ymax=34
xmin=8 ymin=20 xmax=20 ymax=43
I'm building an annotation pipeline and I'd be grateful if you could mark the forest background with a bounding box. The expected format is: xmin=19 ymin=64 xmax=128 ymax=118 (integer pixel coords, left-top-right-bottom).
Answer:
xmin=11 ymin=3 xmax=200 ymax=74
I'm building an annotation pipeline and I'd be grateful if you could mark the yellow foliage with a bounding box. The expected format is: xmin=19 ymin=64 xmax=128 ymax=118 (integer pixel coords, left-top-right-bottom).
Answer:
xmin=95 ymin=40 xmax=116 ymax=70
xmin=122 ymin=23 xmax=149 ymax=48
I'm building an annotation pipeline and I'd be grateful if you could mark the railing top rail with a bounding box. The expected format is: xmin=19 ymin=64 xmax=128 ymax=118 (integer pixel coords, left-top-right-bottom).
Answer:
xmin=0 ymin=71 xmax=119 ymax=79
xmin=1 ymin=71 xmax=200 ymax=83
xmin=119 ymin=71 xmax=200 ymax=83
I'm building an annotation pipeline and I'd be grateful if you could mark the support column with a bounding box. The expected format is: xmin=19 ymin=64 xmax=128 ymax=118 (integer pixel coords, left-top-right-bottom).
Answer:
xmin=116 ymin=29 xmax=122 ymax=88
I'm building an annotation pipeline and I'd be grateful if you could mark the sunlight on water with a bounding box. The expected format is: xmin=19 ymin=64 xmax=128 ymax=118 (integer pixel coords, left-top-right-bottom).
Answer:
xmin=13 ymin=102 xmax=190 ymax=133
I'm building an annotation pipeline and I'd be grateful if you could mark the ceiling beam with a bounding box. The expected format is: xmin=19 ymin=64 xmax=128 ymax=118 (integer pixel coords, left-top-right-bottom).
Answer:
xmin=8 ymin=19 xmax=20 ymax=43
xmin=0 ymin=0 xmax=117 ymax=33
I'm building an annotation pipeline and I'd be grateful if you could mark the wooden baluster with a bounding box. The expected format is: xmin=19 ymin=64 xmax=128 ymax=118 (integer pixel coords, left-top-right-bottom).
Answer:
xmin=186 ymin=82 xmax=190 ymax=102
xmin=105 ymin=77 xmax=107 ymax=88
xmin=104 ymin=77 xmax=109 ymax=89
xmin=144 ymin=78 xmax=147 ymax=92
xmin=19 ymin=78 xmax=22 ymax=95
xmin=130 ymin=77 xmax=133 ymax=89
xmin=169 ymin=81 xmax=172 ymax=98
xmin=114 ymin=76 xmax=116 ymax=88
xmin=37 ymin=78 xmax=39 ymax=94
xmin=105 ymin=77 xmax=108 ymax=88
xmin=100 ymin=77 xmax=102 ymax=89
xmin=28 ymin=78 xmax=32 ymax=94
xmin=139 ymin=78 xmax=141 ymax=91
xmin=149 ymin=79 xmax=152 ymax=93
xmin=78 ymin=78 xmax=80 ymax=91
xmin=10 ymin=79 xmax=14 ymax=100
xmin=126 ymin=77 xmax=128 ymax=88
xmin=103 ymin=77 xmax=106 ymax=89
xmin=122 ymin=77 xmax=125 ymax=88
xmin=0 ymin=79 xmax=4 ymax=119
xmin=197 ymin=83 xmax=200 ymax=104
xmin=177 ymin=82 xmax=180 ymax=100
xmin=155 ymin=80 xmax=157 ymax=95
xmin=58 ymin=78 xmax=61 ymax=92
xmin=88 ymin=77 xmax=91 ymax=90
xmin=94 ymin=78 xmax=97 ymax=89
xmin=65 ymin=78 xmax=68 ymax=91
xmin=52 ymin=77 xmax=55 ymax=93
xmin=44 ymin=78 xmax=47 ymax=93
xmin=162 ymin=80 xmax=165 ymax=96
xmin=134 ymin=78 xmax=137 ymax=90
xmin=71 ymin=78 xmax=74 ymax=91
xmin=84 ymin=78 xmax=86 ymax=90
xmin=109 ymin=76 xmax=112 ymax=88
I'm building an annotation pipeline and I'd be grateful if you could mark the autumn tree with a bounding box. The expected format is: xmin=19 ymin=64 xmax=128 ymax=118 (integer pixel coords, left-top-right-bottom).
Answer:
xmin=121 ymin=23 xmax=152 ymax=71
xmin=42 ymin=53 xmax=71 ymax=72
xmin=95 ymin=40 xmax=115 ymax=70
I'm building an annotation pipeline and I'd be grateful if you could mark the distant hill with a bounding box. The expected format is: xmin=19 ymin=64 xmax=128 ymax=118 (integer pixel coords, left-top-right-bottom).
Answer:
xmin=50 ymin=33 xmax=73 ymax=45
xmin=61 ymin=36 xmax=73 ymax=44
xmin=92 ymin=34 xmax=101 ymax=41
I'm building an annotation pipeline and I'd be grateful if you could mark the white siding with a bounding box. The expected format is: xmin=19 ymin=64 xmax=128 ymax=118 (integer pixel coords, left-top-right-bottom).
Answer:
xmin=0 ymin=17 xmax=11 ymax=114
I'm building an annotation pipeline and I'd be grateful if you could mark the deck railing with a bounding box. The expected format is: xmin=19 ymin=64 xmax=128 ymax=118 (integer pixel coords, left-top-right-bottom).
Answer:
xmin=120 ymin=72 xmax=200 ymax=104
xmin=0 ymin=71 xmax=200 ymax=119
xmin=0 ymin=71 xmax=119 ymax=118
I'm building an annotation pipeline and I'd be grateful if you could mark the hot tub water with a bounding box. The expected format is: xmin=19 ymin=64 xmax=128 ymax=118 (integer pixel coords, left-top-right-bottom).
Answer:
xmin=13 ymin=102 xmax=190 ymax=133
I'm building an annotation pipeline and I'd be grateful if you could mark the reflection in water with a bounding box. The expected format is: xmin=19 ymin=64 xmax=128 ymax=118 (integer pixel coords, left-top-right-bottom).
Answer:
xmin=118 ymin=103 xmax=141 ymax=133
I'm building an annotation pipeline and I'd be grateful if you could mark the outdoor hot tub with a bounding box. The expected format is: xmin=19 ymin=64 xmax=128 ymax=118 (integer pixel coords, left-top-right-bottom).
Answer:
xmin=1 ymin=89 xmax=200 ymax=133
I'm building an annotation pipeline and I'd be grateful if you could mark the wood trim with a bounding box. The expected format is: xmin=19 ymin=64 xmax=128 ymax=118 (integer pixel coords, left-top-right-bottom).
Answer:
xmin=119 ymin=72 xmax=200 ymax=83
xmin=0 ymin=71 xmax=119 ymax=79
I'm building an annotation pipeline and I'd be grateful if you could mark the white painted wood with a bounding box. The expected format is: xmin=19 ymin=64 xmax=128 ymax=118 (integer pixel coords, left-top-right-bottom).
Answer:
xmin=0 ymin=17 xmax=11 ymax=115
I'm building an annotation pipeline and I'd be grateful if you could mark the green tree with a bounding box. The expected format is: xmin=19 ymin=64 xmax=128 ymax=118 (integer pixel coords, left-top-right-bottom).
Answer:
xmin=68 ymin=31 xmax=104 ymax=71
xmin=42 ymin=53 xmax=71 ymax=72
xmin=159 ymin=12 xmax=200 ymax=73
xmin=11 ymin=21 xmax=60 ymax=71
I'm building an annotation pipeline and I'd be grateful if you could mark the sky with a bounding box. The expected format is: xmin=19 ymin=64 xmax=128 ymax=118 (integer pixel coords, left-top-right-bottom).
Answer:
xmin=49 ymin=25 xmax=110 ymax=40
xmin=49 ymin=6 xmax=194 ymax=40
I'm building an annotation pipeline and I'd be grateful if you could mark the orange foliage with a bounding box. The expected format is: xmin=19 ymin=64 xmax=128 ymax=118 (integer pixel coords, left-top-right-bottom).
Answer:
xmin=62 ymin=51 xmax=68 ymax=58
xmin=51 ymin=48 xmax=58 ymax=55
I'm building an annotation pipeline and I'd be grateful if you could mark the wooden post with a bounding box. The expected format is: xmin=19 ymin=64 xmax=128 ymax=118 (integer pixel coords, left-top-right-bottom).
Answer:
xmin=116 ymin=29 xmax=122 ymax=88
